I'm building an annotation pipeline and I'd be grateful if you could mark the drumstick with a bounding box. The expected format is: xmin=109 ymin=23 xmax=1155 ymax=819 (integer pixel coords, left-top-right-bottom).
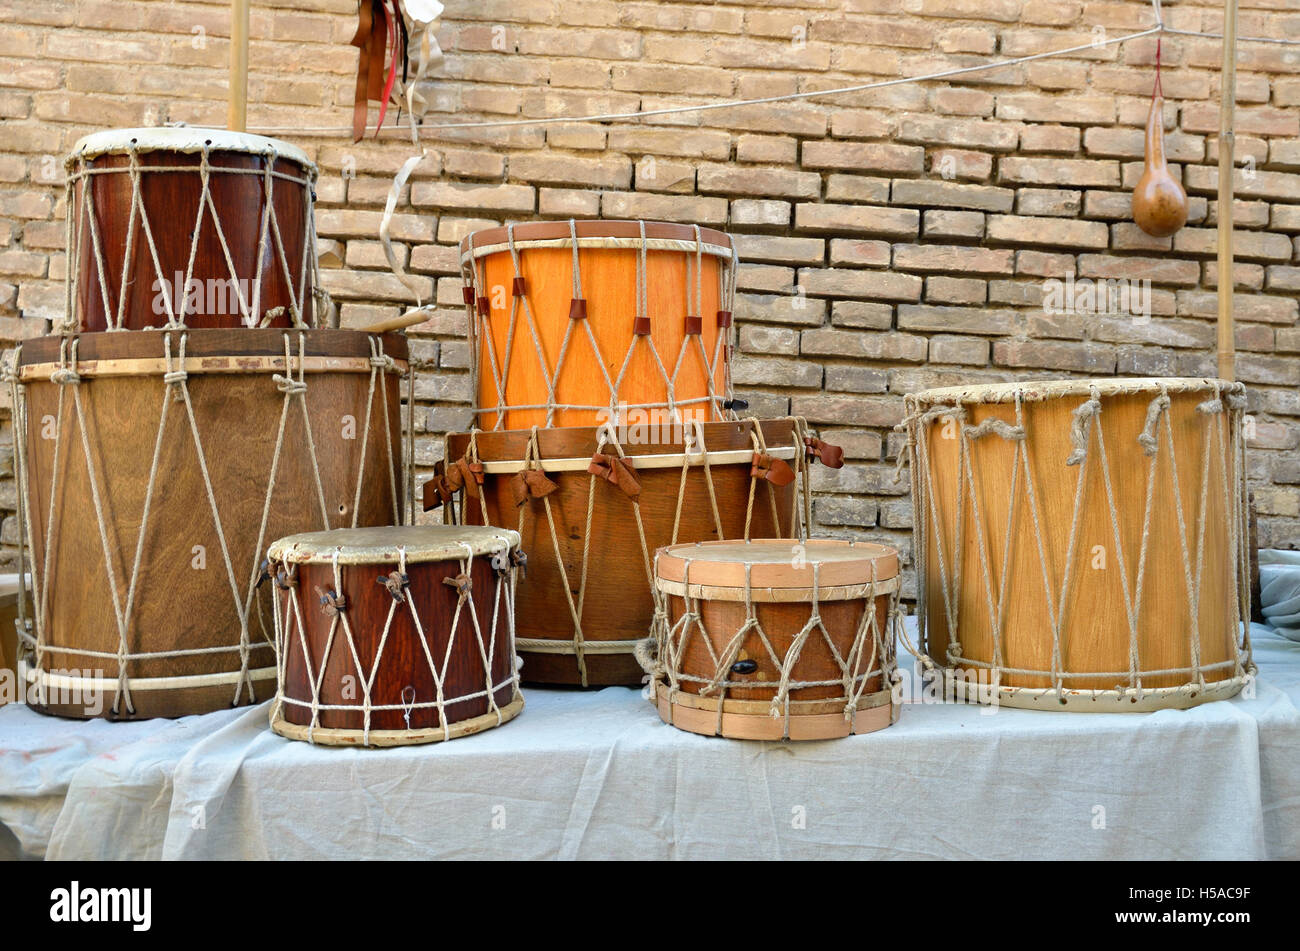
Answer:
xmin=356 ymin=307 xmax=433 ymax=335
xmin=228 ymin=0 xmax=250 ymax=132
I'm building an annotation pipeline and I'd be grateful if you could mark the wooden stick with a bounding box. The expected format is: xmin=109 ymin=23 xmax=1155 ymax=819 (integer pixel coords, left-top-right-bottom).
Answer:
xmin=356 ymin=307 xmax=434 ymax=335
xmin=1217 ymin=0 xmax=1239 ymax=382
xmin=228 ymin=0 xmax=251 ymax=132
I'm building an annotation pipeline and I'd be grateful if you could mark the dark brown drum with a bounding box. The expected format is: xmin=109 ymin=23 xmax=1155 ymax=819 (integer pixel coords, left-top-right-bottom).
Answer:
xmin=10 ymin=328 xmax=408 ymax=719
xmin=428 ymin=418 xmax=840 ymax=687
xmin=268 ymin=525 xmax=525 ymax=747
xmin=65 ymin=127 xmax=321 ymax=333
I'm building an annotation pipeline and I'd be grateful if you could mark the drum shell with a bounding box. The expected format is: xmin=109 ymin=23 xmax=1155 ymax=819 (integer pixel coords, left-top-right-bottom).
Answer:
xmin=16 ymin=329 xmax=406 ymax=718
xmin=443 ymin=419 xmax=800 ymax=686
xmin=465 ymin=220 xmax=733 ymax=430
xmin=910 ymin=378 xmax=1246 ymax=700
xmin=274 ymin=556 xmax=516 ymax=733
xmin=71 ymin=147 xmax=313 ymax=332
xmin=664 ymin=592 xmax=888 ymax=703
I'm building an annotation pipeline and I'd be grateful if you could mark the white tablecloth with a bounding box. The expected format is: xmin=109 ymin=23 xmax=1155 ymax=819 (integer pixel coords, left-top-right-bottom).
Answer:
xmin=2 ymin=622 xmax=1296 ymax=861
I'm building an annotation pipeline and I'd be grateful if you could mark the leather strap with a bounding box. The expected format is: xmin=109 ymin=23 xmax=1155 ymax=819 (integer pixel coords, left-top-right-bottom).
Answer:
xmin=349 ymin=0 xmax=376 ymax=142
xmin=751 ymin=452 xmax=796 ymax=487
xmin=510 ymin=468 xmax=559 ymax=506
xmin=588 ymin=453 xmax=641 ymax=499
xmin=804 ymin=436 xmax=845 ymax=469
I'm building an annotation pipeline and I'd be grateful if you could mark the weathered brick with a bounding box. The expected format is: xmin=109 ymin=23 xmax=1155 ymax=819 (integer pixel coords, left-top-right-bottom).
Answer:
xmin=897 ymin=305 xmax=1024 ymax=336
xmin=733 ymin=235 xmax=825 ymax=267
xmin=922 ymin=209 xmax=986 ymax=239
xmin=890 ymin=179 xmax=1014 ymax=212
xmin=831 ymin=301 xmax=893 ymax=330
xmin=993 ymin=339 xmax=1118 ymax=374
xmin=802 ymin=327 xmax=928 ymax=363
xmin=999 ymin=157 xmax=1120 ymax=188
xmin=987 ymin=215 xmax=1108 ymax=249
xmin=828 ymin=239 xmax=890 ymax=268
xmin=929 ymin=334 xmax=990 ymax=365
xmin=824 ymin=175 xmax=891 ymax=204
xmin=410 ymin=182 xmax=535 ymax=214
xmin=802 ymin=140 xmax=924 ymax=175
xmin=799 ymin=267 xmax=922 ymax=302
xmin=730 ymin=199 xmax=792 ymax=228
xmin=698 ymin=164 xmax=820 ymax=199
xmin=925 ymin=276 xmax=987 ymax=305
xmin=795 ymin=203 xmax=919 ymax=238
xmin=600 ymin=192 xmax=728 ymax=225
xmin=893 ymin=244 xmax=1016 ymax=275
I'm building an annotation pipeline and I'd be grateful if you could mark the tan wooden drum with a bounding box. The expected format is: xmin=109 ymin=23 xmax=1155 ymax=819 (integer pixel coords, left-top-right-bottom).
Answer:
xmin=904 ymin=378 xmax=1255 ymax=711
xmin=64 ymin=127 xmax=323 ymax=333
xmin=267 ymin=525 xmax=524 ymax=748
xmin=643 ymin=539 xmax=901 ymax=741
xmin=428 ymin=418 xmax=842 ymax=687
xmin=8 ymin=328 xmax=408 ymax=719
xmin=460 ymin=220 xmax=737 ymax=431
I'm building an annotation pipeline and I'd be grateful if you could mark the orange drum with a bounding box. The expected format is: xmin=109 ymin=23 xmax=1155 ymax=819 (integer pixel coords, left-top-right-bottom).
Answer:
xmin=460 ymin=220 xmax=737 ymax=431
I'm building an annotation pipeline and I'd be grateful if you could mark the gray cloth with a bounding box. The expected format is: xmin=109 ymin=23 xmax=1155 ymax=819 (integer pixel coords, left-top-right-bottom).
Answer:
xmin=1 ymin=621 xmax=1296 ymax=861
xmin=1260 ymin=549 xmax=1300 ymax=642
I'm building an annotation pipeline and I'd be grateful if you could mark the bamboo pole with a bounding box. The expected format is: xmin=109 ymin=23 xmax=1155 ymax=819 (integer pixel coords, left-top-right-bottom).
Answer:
xmin=228 ymin=0 xmax=251 ymax=132
xmin=1217 ymin=0 xmax=1239 ymax=381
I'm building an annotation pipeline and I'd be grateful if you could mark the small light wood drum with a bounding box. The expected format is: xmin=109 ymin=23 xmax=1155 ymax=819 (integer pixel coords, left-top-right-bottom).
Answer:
xmin=268 ymin=526 xmax=524 ymax=748
xmin=460 ymin=220 xmax=737 ymax=431
xmin=644 ymin=539 xmax=901 ymax=740
xmin=904 ymin=377 xmax=1255 ymax=711
xmin=65 ymin=127 xmax=321 ymax=332
xmin=428 ymin=418 xmax=841 ymax=687
xmin=10 ymin=328 xmax=408 ymax=719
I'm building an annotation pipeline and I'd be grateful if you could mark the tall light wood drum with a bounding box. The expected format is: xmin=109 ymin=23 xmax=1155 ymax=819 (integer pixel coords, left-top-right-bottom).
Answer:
xmin=643 ymin=538 xmax=901 ymax=740
xmin=65 ymin=128 xmax=321 ymax=333
xmin=427 ymin=419 xmax=840 ymax=687
xmin=460 ymin=220 xmax=737 ymax=431
xmin=10 ymin=329 xmax=408 ymax=719
xmin=904 ymin=378 xmax=1254 ymax=711
xmin=268 ymin=525 xmax=524 ymax=748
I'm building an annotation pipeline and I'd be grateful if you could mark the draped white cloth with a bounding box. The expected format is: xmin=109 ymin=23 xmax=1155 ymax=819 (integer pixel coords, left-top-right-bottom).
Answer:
xmin=1 ymin=621 xmax=1296 ymax=861
xmin=1260 ymin=550 xmax=1300 ymax=642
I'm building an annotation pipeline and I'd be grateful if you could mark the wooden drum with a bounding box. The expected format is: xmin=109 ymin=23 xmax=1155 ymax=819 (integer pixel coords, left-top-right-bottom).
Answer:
xmin=428 ymin=418 xmax=839 ymax=687
xmin=645 ymin=539 xmax=901 ymax=741
xmin=904 ymin=378 xmax=1254 ymax=711
xmin=460 ymin=220 xmax=737 ymax=431
xmin=10 ymin=328 xmax=408 ymax=719
xmin=268 ymin=526 xmax=524 ymax=748
xmin=65 ymin=127 xmax=320 ymax=333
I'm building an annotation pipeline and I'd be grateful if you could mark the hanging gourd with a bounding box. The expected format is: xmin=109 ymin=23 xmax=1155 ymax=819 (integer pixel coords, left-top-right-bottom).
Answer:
xmin=1133 ymin=39 xmax=1189 ymax=237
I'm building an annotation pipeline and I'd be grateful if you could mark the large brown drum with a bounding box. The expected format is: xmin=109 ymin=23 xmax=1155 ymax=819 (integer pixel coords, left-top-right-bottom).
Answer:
xmin=65 ymin=128 xmax=321 ymax=333
xmin=904 ymin=377 xmax=1254 ymax=711
xmin=460 ymin=220 xmax=737 ymax=431
xmin=428 ymin=418 xmax=834 ymax=687
xmin=644 ymin=538 xmax=901 ymax=741
xmin=10 ymin=328 xmax=408 ymax=719
xmin=268 ymin=525 xmax=525 ymax=747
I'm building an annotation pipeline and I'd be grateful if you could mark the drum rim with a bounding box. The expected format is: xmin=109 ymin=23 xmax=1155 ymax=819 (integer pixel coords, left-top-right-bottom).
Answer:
xmin=445 ymin=417 xmax=796 ymax=465
xmin=459 ymin=219 xmax=735 ymax=263
xmin=268 ymin=525 xmax=521 ymax=564
xmin=911 ymin=376 xmax=1244 ymax=405
xmin=17 ymin=328 xmax=409 ymax=375
xmin=69 ymin=127 xmax=314 ymax=170
xmin=654 ymin=537 xmax=900 ymax=589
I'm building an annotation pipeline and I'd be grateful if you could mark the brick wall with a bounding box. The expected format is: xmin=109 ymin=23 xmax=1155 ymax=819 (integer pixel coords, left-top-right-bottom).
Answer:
xmin=2 ymin=0 xmax=1299 ymax=594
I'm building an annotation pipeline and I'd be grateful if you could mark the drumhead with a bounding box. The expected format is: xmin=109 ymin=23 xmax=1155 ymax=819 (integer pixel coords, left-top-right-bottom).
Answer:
xmin=911 ymin=377 xmax=1241 ymax=406
xmin=461 ymin=220 xmax=735 ymax=265
xmin=268 ymin=525 xmax=520 ymax=565
xmin=70 ymin=127 xmax=313 ymax=170
xmin=655 ymin=538 xmax=899 ymax=589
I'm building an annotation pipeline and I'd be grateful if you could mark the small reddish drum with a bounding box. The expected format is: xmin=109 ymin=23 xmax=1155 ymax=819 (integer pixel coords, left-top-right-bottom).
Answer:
xmin=460 ymin=220 xmax=737 ymax=431
xmin=268 ymin=526 xmax=524 ymax=748
xmin=643 ymin=538 xmax=902 ymax=741
xmin=65 ymin=127 xmax=320 ymax=333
